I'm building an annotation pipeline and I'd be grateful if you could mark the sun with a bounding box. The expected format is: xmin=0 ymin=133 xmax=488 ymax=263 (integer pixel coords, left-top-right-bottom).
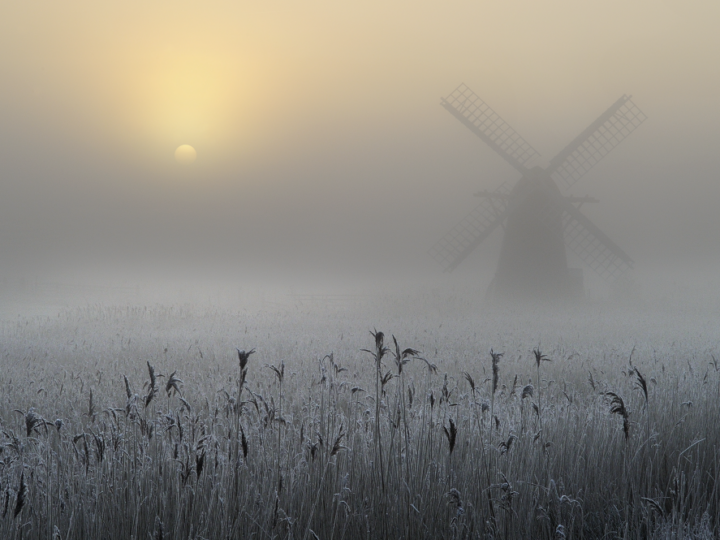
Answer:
xmin=175 ymin=144 xmax=197 ymax=164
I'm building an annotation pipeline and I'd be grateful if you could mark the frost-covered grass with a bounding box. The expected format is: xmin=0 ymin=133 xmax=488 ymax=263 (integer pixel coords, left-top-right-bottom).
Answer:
xmin=0 ymin=297 xmax=718 ymax=539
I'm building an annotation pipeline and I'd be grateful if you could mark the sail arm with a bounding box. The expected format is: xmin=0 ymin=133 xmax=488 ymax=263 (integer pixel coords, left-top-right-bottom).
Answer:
xmin=430 ymin=183 xmax=511 ymax=272
xmin=548 ymin=95 xmax=647 ymax=189
xmin=562 ymin=201 xmax=633 ymax=281
xmin=441 ymin=84 xmax=540 ymax=176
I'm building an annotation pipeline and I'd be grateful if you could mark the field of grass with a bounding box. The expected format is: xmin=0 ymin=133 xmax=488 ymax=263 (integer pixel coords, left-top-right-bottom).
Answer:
xmin=0 ymin=296 xmax=718 ymax=539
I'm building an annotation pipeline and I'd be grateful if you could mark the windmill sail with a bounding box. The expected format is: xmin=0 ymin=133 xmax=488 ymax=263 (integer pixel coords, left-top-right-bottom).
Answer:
xmin=562 ymin=202 xmax=633 ymax=281
xmin=549 ymin=96 xmax=647 ymax=189
xmin=430 ymin=183 xmax=511 ymax=272
xmin=441 ymin=84 xmax=540 ymax=175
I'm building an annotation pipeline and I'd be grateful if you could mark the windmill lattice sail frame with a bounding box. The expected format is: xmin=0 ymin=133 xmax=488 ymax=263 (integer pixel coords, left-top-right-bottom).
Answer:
xmin=429 ymin=183 xmax=511 ymax=272
xmin=441 ymin=84 xmax=540 ymax=171
xmin=550 ymin=95 xmax=647 ymax=189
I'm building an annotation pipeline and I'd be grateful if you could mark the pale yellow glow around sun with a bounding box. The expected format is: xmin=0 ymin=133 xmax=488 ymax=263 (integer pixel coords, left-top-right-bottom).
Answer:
xmin=115 ymin=51 xmax=264 ymax=167
xmin=175 ymin=144 xmax=197 ymax=164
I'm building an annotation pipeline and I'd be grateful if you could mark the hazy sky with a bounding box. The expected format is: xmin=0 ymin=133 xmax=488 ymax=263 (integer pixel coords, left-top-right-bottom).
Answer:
xmin=2 ymin=1 xmax=719 ymax=289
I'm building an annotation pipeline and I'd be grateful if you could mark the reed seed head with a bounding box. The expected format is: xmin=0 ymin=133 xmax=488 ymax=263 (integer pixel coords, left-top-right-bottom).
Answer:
xmin=237 ymin=348 xmax=255 ymax=371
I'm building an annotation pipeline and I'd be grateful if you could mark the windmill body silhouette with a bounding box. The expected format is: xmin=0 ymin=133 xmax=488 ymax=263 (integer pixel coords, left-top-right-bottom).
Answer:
xmin=430 ymin=84 xmax=646 ymax=301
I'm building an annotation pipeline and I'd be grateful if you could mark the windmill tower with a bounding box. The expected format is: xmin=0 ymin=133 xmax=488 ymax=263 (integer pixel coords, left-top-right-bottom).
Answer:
xmin=430 ymin=84 xmax=646 ymax=301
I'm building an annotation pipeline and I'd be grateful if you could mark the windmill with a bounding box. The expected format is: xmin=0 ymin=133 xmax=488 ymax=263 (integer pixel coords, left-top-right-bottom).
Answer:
xmin=430 ymin=84 xmax=647 ymax=301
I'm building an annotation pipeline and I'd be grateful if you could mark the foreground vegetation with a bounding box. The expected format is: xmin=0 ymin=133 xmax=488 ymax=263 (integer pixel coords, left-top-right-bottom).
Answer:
xmin=0 ymin=301 xmax=718 ymax=539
